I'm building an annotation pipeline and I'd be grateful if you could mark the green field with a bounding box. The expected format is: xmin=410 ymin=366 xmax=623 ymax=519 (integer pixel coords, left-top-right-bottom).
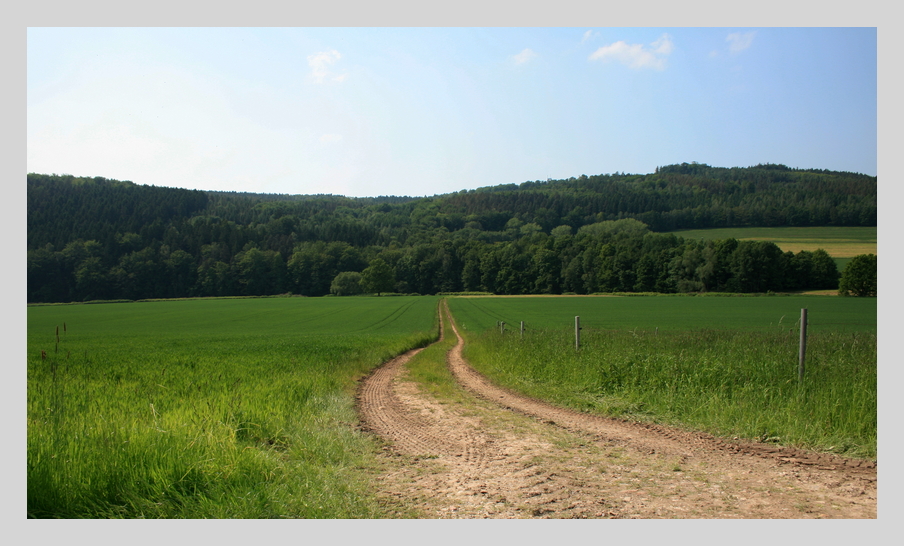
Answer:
xmin=450 ymin=294 xmax=877 ymax=334
xmin=666 ymin=226 xmax=877 ymax=272
xmin=27 ymin=296 xmax=439 ymax=518
xmin=27 ymin=294 xmax=878 ymax=518
xmin=448 ymin=295 xmax=877 ymax=458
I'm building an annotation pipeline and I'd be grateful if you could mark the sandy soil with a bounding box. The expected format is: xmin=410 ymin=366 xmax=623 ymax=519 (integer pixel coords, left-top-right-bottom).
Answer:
xmin=356 ymin=303 xmax=876 ymax=519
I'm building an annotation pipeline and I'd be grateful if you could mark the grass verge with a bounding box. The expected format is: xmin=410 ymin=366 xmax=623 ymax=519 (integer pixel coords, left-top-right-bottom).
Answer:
xmin=457 ymin=326 xmax=876 ymax=459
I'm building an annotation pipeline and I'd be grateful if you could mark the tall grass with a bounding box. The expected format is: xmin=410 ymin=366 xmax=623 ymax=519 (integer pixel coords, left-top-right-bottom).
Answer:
xmin=456 ymin=319 xmax=876 ymax=459
xmin=28 ymin=297 xmax=439 ymax=518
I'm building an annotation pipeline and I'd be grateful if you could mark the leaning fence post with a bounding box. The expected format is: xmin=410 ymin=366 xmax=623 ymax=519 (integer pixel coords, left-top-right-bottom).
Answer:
xmin=575 ymin=316 xmax=581 ymax=350
xmin=798 ymin=308 xmax=808 ymax=382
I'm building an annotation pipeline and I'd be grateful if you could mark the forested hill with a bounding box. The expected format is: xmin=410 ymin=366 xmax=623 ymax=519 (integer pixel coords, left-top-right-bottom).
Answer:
xmin=27 ymin=164 xmax=876 ymax=302
xmin=432 ymin=163 xmax=876 ymax=232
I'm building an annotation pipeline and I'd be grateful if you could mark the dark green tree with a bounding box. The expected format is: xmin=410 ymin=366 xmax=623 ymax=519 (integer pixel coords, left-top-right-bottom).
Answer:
xmin=459 ymin=245 xmax=484 ymax=292
xmin=361 ymin=258 xmax=395 ymax=296
xmin=114 ymin=246 xmax=165 ymax=299
xmin=74 ymin=256 xmax=109 ymax=301
xmin=838 ymin=254 xmax=877 ymax=297
xmin=165 ymin=249 xmax=197 ymax=297
xmin=196 ymin=261 xmax=235 ymax=297
xmin=810 ymin=248 xmax=840 ymax=289
xmin=532 ymin=247 xmax=561 ymax=294
xmin=235 ymin=247 xmax=285 ymax=296
xmin=330 ymin=271 xmax=363 ymax=296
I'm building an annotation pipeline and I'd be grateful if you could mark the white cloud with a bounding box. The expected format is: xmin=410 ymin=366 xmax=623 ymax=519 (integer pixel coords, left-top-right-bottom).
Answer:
xmin=307 ymin=50 xmax=346 ymax=84
xmin=319 ymin=133 xmax=343 ymax=143
xmin=581 ymin=30 xmax=600 ymax=43
xmin=512 ymin=48 xmax=538 ymax=65
xmin=727 ymin=32 xmax=755 ymax=54
xmin=589 ymin=33 xmax=674 ymax=70
xmin=652 ymin=34 xmax=674 ymax=55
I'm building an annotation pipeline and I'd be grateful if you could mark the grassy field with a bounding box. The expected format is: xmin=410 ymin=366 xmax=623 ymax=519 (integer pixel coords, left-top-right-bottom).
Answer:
xmin=28 ymin=293 xmax=878 ymax=518
xmin=27 ymin=296 xmax=439 ymax=518
xmin=666 ymin=226 xmax=877 ymax=271
xmin=450 ymin=294 xmax=877 ymax=334
xmin=447 ymin=295 xmax=877 ymax=458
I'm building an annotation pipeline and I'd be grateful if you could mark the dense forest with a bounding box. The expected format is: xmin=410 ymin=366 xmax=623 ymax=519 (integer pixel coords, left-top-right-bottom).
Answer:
xmin=27 ymin=163 xmax=875 ymax=303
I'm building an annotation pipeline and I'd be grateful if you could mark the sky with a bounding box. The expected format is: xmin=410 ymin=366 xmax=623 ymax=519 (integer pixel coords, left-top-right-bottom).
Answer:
xmin=27 ymin=27 xmax=877 ymax=198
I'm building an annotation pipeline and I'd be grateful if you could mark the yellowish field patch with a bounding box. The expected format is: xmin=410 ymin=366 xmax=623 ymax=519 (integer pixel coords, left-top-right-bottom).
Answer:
xmin=668 ymin=227 xmax=876 ymax=259
xmin=739 ymin=240 xmax=877 ymax=258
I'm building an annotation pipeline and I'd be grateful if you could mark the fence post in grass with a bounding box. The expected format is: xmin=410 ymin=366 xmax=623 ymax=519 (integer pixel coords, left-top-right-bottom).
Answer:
xmin=500 ymin=321 xmax=505 ymax=334
xmin=520 ymin=321 xmax=525 ymax=339
xmin=798 ymin=308 xmax=808 ymax=382
xmin=575 ymin=316 xmax=581 ymax=350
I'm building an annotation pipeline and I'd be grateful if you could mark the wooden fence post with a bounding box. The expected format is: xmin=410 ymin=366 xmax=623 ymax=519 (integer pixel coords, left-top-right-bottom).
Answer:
xmin=500 ymin=321 xmax=505 ymax=334
xmin=575 ymin=316 xmax=581 ymax=350
xmin=799 ymin=308 xmax=808 ymax=382
xmin=520 ymin=321 xmax=524 ymax=339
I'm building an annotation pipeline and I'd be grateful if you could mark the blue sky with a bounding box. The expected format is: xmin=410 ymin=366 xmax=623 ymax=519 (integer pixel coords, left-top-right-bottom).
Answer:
xmin=27 ymin=27 xmax=877 ymax=197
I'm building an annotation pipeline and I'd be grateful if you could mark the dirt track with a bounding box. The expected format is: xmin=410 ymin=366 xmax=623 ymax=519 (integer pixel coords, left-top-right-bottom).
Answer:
xmin=356 ymin=302 xmax=876 ymax=519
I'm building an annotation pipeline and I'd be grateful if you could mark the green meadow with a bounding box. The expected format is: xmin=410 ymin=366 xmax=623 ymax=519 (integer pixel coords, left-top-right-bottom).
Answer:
xmin=450 ymin=294 xmax=877 ymax=334
xmin=448 ymin=295 xmax=877 ymax=458
xmin=27 ymin=296 xmax=439 ymax=518
xmin=27 ymin=293 xmax=878 ymax=518
xmin=666 ymin=226 xmax=877 ymax=271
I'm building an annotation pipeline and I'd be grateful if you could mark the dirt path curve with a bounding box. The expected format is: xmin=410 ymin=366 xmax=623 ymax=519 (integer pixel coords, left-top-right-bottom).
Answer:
xmin=356 ymin=302 xmax=876 ymax=518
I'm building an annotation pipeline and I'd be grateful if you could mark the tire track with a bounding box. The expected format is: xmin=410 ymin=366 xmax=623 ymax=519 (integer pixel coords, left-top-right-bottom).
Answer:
xmin=356 ymin=312 xmax=490 ymax=467
xmin=356 ymin=300 xmax=876 ymax=518
xmin=357 ymin=307 xmax=623 ymax=518
xmin=443 ymin=301 xmax=876 ymax=482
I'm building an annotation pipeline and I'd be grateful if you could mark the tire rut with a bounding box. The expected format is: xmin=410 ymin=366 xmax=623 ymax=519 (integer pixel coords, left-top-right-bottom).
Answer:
xmin=356 ymin=301 xmax=876 ymax=518
xmin=444 ymin=306 xmax=876 ymax=483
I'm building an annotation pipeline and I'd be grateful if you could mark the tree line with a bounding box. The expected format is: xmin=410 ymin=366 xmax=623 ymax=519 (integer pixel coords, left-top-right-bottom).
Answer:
xmin=27 ymin=164 xmax=875 ymax=303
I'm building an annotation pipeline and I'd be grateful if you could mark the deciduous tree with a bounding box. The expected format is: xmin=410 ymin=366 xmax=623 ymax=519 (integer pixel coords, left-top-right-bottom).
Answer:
xmin=838 ymin=254 xmax=877 ymax=297
xmin=330 ymin=271 xmax=363 ymax=296
xmin=361 ymin=258 xmax=395 ymax=296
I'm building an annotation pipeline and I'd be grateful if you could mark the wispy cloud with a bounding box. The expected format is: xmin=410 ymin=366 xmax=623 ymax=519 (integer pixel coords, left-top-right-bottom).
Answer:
xmin=307 ymin=50 xmax=347 ymax=84
xmin=651 ymin=34 xmax=674 ymax=56
xmin=581 ymin=30 xmax=599 ymax=43
xmin=589 ymin=33 xmax=674 ymax=70
xmin=319 ymin=133 xmax=343 ymax=143
xmin=512 ymin=48 xmax=538 ymax=65
xmin=726 ymin=32 xmax=755 ymax=54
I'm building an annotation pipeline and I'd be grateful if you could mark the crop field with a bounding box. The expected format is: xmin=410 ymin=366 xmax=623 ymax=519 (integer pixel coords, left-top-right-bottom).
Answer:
xmin=666 ymin=226 xmax=877 ymax=271
xmin=27 ymin=296 xmax=439 ymax=518
xmin=450 ymin=294 xmax=877 ymax=334
xmin=447 ymin=295 xmax=877 ymax=458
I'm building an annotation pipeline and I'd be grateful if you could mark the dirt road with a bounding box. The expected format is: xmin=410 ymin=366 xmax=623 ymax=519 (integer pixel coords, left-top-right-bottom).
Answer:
xmin=356 ymin=303 xmax=876 ymax=518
